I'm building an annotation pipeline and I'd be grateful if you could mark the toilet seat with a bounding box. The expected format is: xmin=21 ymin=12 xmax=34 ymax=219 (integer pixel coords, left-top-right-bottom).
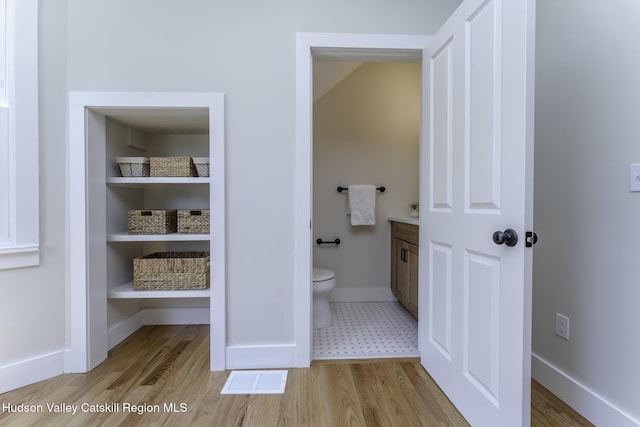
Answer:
xmin=313 ymin=268 xmax=335 ymax=282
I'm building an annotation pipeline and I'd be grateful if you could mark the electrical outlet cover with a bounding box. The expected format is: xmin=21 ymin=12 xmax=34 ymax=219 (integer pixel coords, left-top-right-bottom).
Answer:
xmin=555 ymin=313 xmax=570 ymax=340
xmin=630 ymin=164 xmax=640 ymax=192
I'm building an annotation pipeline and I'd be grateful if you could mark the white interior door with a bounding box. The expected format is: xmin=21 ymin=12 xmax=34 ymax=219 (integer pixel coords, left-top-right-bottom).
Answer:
xmin=419 ymin=0 xmax=535 ymax=425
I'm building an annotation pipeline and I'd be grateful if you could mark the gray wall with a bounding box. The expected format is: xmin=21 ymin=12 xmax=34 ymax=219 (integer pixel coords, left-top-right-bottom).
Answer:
xmin=64 ymin=0 xmax=457 ymax=347
xmin=12 ymin=2 xmax=637 ymax=424
xmin=534 ymin=0 xmax=640 ymax=422
xmin=0 ymin=0 xmax=67 ymax=366
xmin=313 ymin=62 xmax=420 ymax=296
xmin=0 ymin=0 xmax=459 ymax=368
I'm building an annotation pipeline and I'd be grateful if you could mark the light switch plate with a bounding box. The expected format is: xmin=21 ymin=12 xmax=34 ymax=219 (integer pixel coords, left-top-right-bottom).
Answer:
xmin=630 ymin=164 xmax=640 ymax=192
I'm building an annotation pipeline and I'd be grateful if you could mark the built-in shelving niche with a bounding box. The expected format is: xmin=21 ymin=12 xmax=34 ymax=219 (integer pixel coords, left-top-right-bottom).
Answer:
xmin=69 ymin=92 xmax=225 ymax=373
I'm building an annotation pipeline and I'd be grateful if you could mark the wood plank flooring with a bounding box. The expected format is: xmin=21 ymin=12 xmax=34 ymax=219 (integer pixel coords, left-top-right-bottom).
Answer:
xmin=0 ymin=325 xmax=593 ymax=426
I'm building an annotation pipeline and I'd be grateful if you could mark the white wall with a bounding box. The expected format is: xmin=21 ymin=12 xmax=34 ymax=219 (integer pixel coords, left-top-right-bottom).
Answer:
xmin=533 ymin=1 xmax=640 ymax=424
xmin=0 ymin=0 xmax=67 ymax=385
xmin=0 ymin=0 xmax=461 ymax=393
xmin=9 ymin=3 xmax=636 ymax=424
xmin=313 ymin=62 xmax=420 ymax=298
xmin=65 ymin=0 xmax=458 ymax=348
xmin=7 ymin=3 xmax=635 ymax=424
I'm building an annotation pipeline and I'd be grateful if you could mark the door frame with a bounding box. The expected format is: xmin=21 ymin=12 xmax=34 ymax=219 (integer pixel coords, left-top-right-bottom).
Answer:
xmin=66 ymin=91 xmax=226 ymax=373
xmin=294 ymin=33 xmax=431 ymax=366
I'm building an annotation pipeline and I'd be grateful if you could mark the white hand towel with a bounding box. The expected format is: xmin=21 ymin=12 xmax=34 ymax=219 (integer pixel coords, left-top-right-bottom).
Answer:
xmin=348 ymin=185 xmax=376 ymax=226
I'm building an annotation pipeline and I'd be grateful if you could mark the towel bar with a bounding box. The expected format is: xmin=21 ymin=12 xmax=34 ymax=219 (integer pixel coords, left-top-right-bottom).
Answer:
xmin=337 ymin=186 xmax=385 ymax=193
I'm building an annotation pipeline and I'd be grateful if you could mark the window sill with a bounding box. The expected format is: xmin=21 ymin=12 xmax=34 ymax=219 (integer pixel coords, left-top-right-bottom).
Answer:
xmin=0 ymin=245 xmax=40 ymax=270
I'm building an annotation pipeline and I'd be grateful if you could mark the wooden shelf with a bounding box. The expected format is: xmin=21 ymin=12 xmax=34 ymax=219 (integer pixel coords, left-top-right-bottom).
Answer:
xmin=107 ymin=233 xmax=210 ymax=242
xmin=107 ymin=282 xmax=211 ymax=299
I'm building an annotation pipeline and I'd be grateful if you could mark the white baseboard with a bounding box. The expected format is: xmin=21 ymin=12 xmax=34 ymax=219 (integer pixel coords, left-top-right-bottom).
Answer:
xmin=532 ymin=352 xmax=640 ymax=427
xmin=143 ymin=307 xmax=209 ymax=325
xmin=107 ymin=310 xmax=145 ymax=350
xmin=329 ymin=286 xmax=397 ymax=302
xmin=1 ymin=308 xmax=210 ymax=395
xmin=0 ymin=350 xmax=65 ymax=394
xmin=226 ymin=344 xmax=296 ymax=370
xmin=107 ymin=307 xmax=210 ymax=350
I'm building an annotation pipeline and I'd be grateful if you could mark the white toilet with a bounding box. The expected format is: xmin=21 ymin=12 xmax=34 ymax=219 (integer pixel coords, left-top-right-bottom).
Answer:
xmin=312 ymin=268 xmax=336 ymax=329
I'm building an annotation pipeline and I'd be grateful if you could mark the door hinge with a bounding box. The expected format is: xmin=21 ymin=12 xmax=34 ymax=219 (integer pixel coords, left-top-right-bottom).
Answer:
xmin=525 ymin=231 xmax=538 ymax=248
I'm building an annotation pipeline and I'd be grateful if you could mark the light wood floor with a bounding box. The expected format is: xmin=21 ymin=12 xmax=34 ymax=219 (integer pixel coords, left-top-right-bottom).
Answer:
xmin=0 ymin=325 xmax=593 ymax=426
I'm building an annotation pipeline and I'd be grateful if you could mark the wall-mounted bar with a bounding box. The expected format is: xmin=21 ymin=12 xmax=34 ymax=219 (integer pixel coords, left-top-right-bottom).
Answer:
xmin=337 ymin=186 xmax=385 ymax=193
xmin=316 ymin=238 xmax=341 ymax=245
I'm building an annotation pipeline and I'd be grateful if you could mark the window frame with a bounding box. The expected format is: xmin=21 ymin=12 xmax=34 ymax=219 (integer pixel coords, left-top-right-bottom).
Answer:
xmin=1 ymin=0 xmax=8 ymax=243
xmin=1 ymin=0 xmax=7 ymax=105
xmin=0 ymin=0 xmax=39 ymax=270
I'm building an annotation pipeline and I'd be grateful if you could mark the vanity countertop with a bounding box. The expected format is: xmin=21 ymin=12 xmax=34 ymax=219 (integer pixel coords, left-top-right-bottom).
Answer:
xmin=388 ymin=216 xmax=419 ymax=226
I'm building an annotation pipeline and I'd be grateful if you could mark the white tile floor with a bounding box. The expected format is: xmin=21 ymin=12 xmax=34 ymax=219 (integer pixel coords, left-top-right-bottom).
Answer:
xmin=312 ymin=301 xmax=419 ymax=360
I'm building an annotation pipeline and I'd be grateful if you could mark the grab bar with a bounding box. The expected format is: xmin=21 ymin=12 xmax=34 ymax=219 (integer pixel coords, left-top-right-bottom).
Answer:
xmin=316 ymin=238 xmax=341 ymax=245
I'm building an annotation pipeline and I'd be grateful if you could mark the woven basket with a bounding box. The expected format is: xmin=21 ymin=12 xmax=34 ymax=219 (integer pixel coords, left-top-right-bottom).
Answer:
xmin=116 ymin=157 xmax=150 ymax=177
xmin=128 ymin=210 xmax=177 ymax=234
xmin=192 ymin=157 xmax=210 ymax=177
xmin=150 ymin=157 xmax=197 ymax=177
xmin=178 ymin=209 xmax=210 ymax=234
xmin=133 ymin=252 xmax=210 ymax=290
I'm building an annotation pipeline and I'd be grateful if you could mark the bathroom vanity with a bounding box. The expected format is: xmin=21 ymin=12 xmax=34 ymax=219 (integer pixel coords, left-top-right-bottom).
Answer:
xmin=389 ymin=218 xmax=419 ymax=319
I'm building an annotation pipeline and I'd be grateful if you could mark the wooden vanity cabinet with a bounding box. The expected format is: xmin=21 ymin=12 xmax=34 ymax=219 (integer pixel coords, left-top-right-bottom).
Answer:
xmin=390 ymin=221 xmax=419 ymax=319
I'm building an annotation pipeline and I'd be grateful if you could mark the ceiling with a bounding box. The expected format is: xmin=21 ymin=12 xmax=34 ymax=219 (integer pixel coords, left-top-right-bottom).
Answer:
xmin=89 ymin=107 xmax=210 ymax=134
xmin=312 ymin=47 xmax=422 ymax=102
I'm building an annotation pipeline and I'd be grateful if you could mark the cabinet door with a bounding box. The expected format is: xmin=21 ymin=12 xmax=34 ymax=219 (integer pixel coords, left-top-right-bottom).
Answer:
xmin=391 ymin=236 xmax=400 ymax=299
xmin=406 ymin=242 xmax=419 ymax=319
xmin=396 ymin=239 xmax=410 ymax=308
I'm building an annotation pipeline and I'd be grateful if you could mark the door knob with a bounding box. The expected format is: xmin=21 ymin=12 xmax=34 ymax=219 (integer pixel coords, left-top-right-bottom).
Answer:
xmin=493 ymin=229 xmax=518 ymax=247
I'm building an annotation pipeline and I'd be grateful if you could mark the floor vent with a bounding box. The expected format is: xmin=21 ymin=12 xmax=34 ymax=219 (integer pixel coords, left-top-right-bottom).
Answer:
xmin=220 ymin=370 xmax=288 ymax=395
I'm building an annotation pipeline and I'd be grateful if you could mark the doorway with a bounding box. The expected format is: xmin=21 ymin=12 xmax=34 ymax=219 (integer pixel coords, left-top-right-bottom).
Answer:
xmin=294 ymin=33 xmax=431 ymax=366
xmin=312 ymin=59 xmax=421 ymax=359
xmin=296 ymin=1 xmax=535 ymax=421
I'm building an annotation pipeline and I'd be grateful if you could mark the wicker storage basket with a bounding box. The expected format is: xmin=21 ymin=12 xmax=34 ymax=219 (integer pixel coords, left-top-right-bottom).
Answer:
xmin=178 ymin=209 xmax=210 ymax=234
xmin=116 ymin=157 xmax=150 ymax=177
xmin=150 ymin=157 xmax=197 ymax=177
xmin=133 ymin=251 xmax=210 ymax=290
xmin=128 ymin=210 xmax=177 ymax=234
xmin=192 ymin=157 xmax=210 ymax=177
